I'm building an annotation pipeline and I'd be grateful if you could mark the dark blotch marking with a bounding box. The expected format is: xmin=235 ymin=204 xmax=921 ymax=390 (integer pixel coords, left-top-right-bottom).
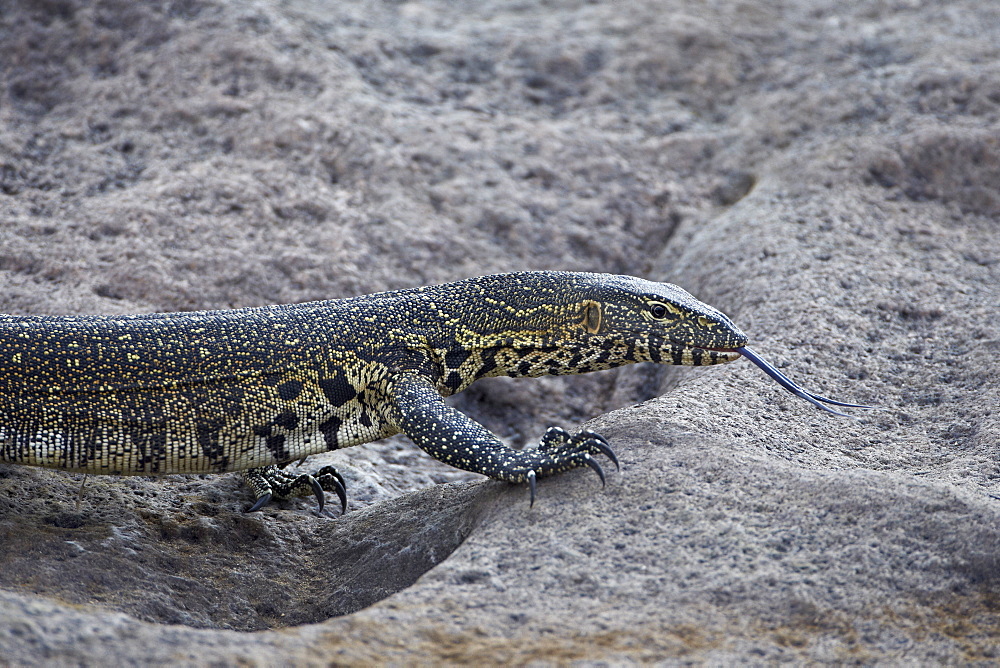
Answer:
xmin=517 ymin=360 xmax=533 ymax=376
xmin=670 ymin=348 xmax=685 ymax=365
xmin=477 ymin=352 xmax=498 ymax=376
xmin=266 ymin=434 xmax=288 ymax=460
xmin=76 ymin=423 xmax=103 ymax=469
xmin=318 ymin=375 xmax=357 ymax=407
xmin=196 ymin=416 xmax=228 ymax=470
xmin=648 ymin=346 xmax=661 ymax=364
xmin=277 ymin=379 xmax=304 ymax=401
xmin=128 ymin=427 xmax=167 ymax=474
xmin=274 ymin=411 xmax=299 ymax=430
xmin=445 ymin=348 xmax=471 ymax=370
xmin=147 ymin=432 xmax=167 ymax=472
xmin=444 ymin=371 xmax=463 ymax=392
xmin=319 ymin=416 xmax=343 ymax=450
xmin=253 ymin=424 xmax=273 ymax=437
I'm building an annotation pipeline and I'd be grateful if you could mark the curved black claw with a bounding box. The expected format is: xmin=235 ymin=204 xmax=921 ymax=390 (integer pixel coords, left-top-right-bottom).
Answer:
xmin=598 ymin=443 xmax=620 ymax=471
xmin=246 ymin=492 xmax=272 ymax=513
xmin=579 ymin=431 xmax=619 ymax=471
xmin=331 ymin=476 xmax=347 ymax=515
xmin=316 ymin=466 xmax=348 ymax=515
xmin=528 ymin=470 xmax=537 ymax=508
xmin=584 ymin=455 xmax=606 ymax=487
xmin=309 ymin=477 xmax=326 ymax=513
xmin=736 ymin=346 xmax=875 ymax=418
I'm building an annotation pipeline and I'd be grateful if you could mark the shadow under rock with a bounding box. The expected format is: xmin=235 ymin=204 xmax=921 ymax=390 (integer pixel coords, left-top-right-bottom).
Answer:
xmin=0 ymin=474 xmax=500 ymax=632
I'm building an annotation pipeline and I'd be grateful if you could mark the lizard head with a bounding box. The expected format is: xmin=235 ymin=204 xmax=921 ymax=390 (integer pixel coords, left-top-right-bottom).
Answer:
xmin=448 ymin=272 xmax=747 ymax=377
xmin=570 ymin=273 xmax=747 ymax=367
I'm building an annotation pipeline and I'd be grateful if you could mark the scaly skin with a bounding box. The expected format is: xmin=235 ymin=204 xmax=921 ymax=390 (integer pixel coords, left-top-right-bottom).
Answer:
xmin=0 ymin=272 xmax=748 ymax=510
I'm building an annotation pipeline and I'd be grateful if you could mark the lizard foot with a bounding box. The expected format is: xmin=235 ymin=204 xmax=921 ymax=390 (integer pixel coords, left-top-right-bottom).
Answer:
xmin=538 ymin=426 xmax=620 ymax=469
xmin=523 ymin=427 xmax=620 ymax=506
xmin=242 ymin=465 xmax=347 ymax=515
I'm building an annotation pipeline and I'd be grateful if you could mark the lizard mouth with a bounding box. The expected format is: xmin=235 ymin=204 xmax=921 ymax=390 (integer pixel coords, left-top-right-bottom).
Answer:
xmin=698 ymin=346 xmax=743 ymax=363
xmin=702 ymin=345 xmax=744 ymax=358
xmin=663 ymin=343 xmax=743 ymax=365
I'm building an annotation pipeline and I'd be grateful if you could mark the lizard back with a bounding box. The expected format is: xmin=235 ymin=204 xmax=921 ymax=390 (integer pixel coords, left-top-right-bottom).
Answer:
xmin=0 ymin=289 xmax=434 ymax=474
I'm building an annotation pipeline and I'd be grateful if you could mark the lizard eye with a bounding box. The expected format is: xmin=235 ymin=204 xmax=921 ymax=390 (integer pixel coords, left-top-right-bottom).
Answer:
xmin=649 ymin=303 xmax=670 ymax=320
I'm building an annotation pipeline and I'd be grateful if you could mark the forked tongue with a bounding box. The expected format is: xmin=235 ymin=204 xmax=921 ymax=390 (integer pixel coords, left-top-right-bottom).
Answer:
xmin=735 ymin=346 xmax=874 ymax=418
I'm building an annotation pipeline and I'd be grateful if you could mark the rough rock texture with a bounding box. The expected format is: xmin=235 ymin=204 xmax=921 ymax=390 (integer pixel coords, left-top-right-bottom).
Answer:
xmin=1 ymin=0 xmax=999 ymax=663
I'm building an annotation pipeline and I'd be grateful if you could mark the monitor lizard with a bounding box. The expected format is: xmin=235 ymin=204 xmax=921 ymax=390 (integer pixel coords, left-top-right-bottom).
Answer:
xmin=0 ymin=271 xmax=868 ymax=512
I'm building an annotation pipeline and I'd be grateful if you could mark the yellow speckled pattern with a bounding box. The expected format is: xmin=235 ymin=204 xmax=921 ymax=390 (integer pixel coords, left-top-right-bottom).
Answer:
xmin=0 ymin=272 xmax=747 ymax=506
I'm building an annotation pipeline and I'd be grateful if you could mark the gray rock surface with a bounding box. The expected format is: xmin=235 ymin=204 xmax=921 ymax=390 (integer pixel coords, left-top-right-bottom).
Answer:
xmin=1 ymin=0 xmax=999 ymax=663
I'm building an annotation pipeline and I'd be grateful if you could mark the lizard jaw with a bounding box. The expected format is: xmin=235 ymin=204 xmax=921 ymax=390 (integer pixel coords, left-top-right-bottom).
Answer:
xmin=661 ymin=344 xmax=743 ymax=366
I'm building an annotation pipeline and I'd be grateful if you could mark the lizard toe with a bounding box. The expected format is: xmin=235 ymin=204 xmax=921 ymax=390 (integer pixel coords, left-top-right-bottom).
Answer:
xmin=308 ymin=476 xmax=326 ymax=513
xmin=571 ymin=430 xmax=619 ymax=471
xmin=327 ymin=475 xmax=348 ymax=515
xmin=538 ymin=426 xmax=572 ymax=451
xmin=246 ymin=492 xmax=273 ymax=513
xmin=583 ymin=454 xmax=606 ymax=487
xmin=316 ymin=466 xmax=348 ymax=515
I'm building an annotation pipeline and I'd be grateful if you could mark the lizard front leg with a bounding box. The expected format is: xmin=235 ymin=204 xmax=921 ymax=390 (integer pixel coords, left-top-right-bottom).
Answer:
xmin=391 ymin=374 xmax=618 ymax=505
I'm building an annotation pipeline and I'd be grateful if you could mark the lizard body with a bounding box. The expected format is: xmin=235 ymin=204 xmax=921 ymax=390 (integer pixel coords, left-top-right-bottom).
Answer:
xmin=0 ymin=271 xmax=754 ymax=509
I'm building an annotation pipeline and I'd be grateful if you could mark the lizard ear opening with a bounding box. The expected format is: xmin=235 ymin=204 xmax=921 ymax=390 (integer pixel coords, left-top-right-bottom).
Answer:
xmin=580 ymin=300 xmax=603 ymax=334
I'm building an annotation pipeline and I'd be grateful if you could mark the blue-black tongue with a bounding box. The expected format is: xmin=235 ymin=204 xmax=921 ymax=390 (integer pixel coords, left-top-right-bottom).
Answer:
xmin=735 ymin=346 xmax=874 ymax=418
